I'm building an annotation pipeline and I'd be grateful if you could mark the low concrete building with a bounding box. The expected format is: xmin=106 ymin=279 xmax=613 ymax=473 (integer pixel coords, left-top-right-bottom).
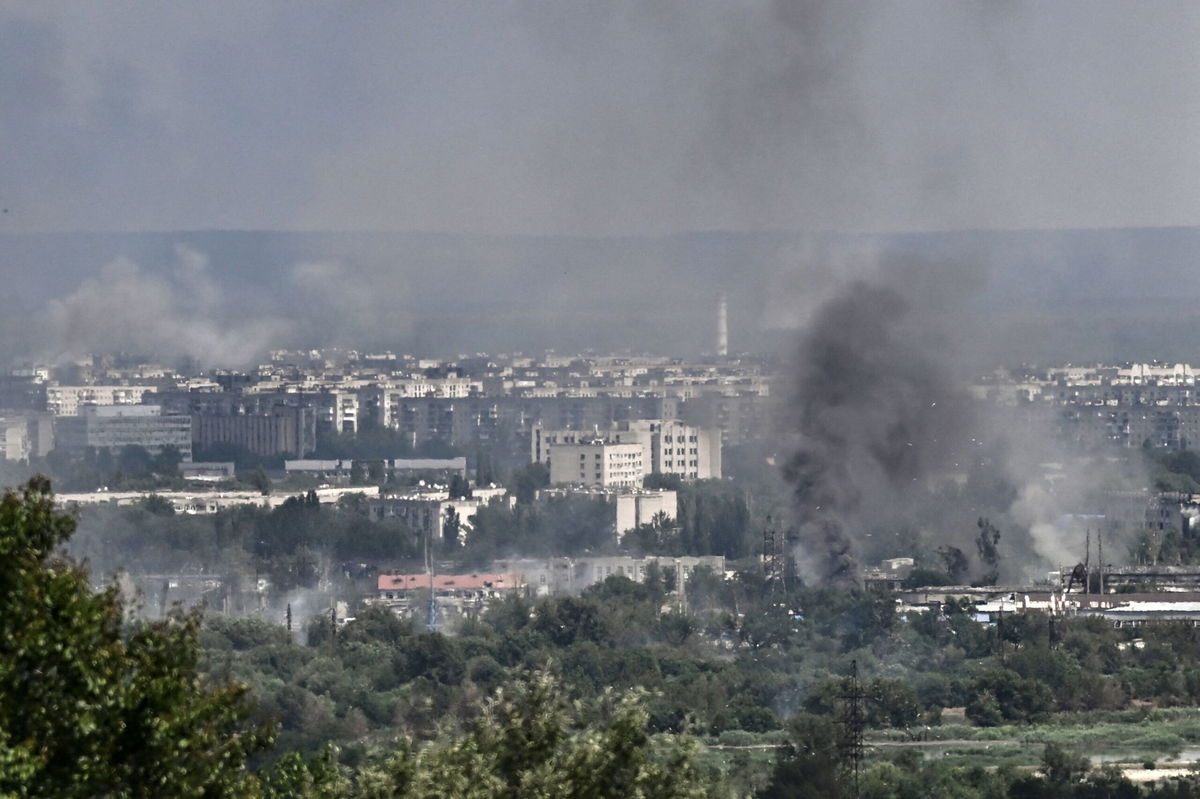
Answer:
xmin=367 ymin=488 xmax=510 ymax=544
xmin=0 ymin=412 xmax=53 ymax=461
xmin=180 ymin=462 xmax=236 ymax=483
xmin=613 ymin=489 xmax=677 ymax=534
xmin=55 ymin=485 xmax=375 ymax=513
xmin=284 ymin=457 xmax=468 ymax=481
xmin=862 ymin=558 xmax=916 ymax=591
xmin=537 ymin=486 xmax=677 ymax=541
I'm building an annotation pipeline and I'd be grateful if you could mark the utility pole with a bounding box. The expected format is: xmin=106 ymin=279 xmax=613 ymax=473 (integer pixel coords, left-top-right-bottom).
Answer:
xmin=1098 ymin=528 xmax=1105 ymax=595
xmin=425 ymin=532 xmax=440 ymax=632
xmin=996 ymin=608 xmax=1006 ymax=663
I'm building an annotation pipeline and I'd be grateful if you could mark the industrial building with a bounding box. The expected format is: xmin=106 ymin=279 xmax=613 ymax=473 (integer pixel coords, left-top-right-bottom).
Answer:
xmin=54 ymin=405 xmax=192 ymax=460
xmin=191 ymin=406 xmax=316 ymax=457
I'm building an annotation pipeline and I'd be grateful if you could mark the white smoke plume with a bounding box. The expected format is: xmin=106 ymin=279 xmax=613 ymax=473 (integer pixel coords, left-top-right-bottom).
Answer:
xmin=43 ymin=245 xmax=292 ymax=366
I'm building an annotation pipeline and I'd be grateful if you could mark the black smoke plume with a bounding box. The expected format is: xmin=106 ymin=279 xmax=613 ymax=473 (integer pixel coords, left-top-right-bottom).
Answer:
xmin=782 ymin=279 xmax=972 ymax=583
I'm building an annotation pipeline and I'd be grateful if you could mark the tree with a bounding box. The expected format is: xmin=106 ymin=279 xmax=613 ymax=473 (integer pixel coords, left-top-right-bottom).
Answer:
xmin=449 ymin=474 xmax=473 ymax=500
xmin=444 ymin=506 xmax=463 ymax=547
xmin=249 ymin=466 xmax=271 ymax=495
xmin=1039 ymin=742 xmax=1089 ymax=788
xmin=117 ymin=444 xmax=155 ymax=479
xmin=474 ymin=449 xmax=495 ymax=487
xmin=759 ymin=713 xmax=849 ymax=799
xmin=512 ymin=462 xmax=549 ymax=504
xmin=140 ymin=493 xmax=176 ymax=517
xmin=975 ymin=517 xmax=1001 ymax=585
xmin=0 ymin=476 xmax=272 ymax=796
xmin=153 ymin=445 xmax=184 ymax=479
xmin=938 ymin=545 xmax=970 ymax=584
xmin=356 ymin=670 xmax=705 ymax=799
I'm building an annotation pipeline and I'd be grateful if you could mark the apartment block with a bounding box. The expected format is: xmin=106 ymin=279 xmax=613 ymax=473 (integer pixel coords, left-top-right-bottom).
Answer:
xmin=47 ymin=385 xmax=153 ymax=416
xmin=535 ymin=419 xmax=721 ymax=481
xmin=547 ymin=440 xmax=644 ymax=489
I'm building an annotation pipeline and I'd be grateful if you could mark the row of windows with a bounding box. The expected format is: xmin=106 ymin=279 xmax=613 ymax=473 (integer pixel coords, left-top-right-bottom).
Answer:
xmin=576 ymin=452 xmax=638 ymax=460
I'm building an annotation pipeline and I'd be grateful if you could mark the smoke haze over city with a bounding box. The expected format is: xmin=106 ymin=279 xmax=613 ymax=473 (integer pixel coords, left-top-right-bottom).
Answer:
xmin=11 ymin=4 xmax=1200 ymax=793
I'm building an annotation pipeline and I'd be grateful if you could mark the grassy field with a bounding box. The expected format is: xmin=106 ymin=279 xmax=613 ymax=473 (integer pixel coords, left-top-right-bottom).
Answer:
xmin=696 ymin=709 xmax=1200 ymax=776
xmin=869 ymin=709 xmax=1200 ymax=768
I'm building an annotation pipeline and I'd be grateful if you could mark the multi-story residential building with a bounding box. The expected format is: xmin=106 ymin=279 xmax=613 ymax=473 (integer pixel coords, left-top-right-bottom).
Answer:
xmin=533 ymin=419 xmax=721 ymax=481
xmin=55 ymin=405 xmax=192 ymax=460
xmin=654 ymin=419 xmax=721 ymax=480
xmin=9 ymin=353 xmax=779 ymax=463
xmin=547 ymin=440 xmax=644 ymax=489
xmin=47 ymin=385 xmax=154 ymax=416
xmin=325 ymin=389 xmax=361 ymax=434
xmin=0 ymin=374 xmax=47 ymax=411
xmin=679 ymin=392 xmax=771 ymax=447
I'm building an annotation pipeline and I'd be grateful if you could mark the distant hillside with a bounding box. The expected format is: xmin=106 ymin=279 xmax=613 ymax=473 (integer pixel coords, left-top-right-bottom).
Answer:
xmin=1 ymin=227 xmax=1198 ymax=366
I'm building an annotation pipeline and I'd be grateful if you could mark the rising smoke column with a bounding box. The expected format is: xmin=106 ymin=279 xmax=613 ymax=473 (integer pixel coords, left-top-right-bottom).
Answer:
xmin=782 ymin=279 xmax=972 ymax=583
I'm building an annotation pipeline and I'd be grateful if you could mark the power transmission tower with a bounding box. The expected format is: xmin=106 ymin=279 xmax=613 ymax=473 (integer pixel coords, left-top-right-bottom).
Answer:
xmin=839 ymin=659 xmax=865 ymax=799
xmin=764 ymin=516 xmax=785 ymax=596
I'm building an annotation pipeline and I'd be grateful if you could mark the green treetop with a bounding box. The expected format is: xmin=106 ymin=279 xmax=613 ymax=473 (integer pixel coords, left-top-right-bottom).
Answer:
xmin=0 ymin=476 xmax=272 ymax=797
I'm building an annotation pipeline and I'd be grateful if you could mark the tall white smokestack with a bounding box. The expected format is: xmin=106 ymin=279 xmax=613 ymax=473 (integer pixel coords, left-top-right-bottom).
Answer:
xmin=717 ymin=292 xmax=728 ymax=358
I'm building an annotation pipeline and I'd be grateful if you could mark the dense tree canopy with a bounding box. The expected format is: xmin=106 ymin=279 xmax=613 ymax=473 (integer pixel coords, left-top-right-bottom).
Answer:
xmin=0 ymin=476 xmax=272 ymax=796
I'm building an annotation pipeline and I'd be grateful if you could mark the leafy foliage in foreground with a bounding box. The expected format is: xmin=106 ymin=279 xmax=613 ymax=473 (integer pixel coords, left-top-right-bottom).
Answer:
xmin=0 ymin=476 xmax=272 ymax=796
xmin=345 ymin=672 xmax=705 ymax=799
xmin=0 ymin=477 xmax=707 ymax=797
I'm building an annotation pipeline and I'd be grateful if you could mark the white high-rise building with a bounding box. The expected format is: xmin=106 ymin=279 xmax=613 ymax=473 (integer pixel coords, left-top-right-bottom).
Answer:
xmin=537 ymin=419 xmax=721 ymax=483
xmin=547 ymin=440 xmax=644 ymax=489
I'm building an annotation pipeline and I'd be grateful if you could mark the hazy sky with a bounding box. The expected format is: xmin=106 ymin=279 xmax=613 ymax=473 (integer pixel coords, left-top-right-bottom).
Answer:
xmin=2 ymin=1 xmax=1199 ymax=236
